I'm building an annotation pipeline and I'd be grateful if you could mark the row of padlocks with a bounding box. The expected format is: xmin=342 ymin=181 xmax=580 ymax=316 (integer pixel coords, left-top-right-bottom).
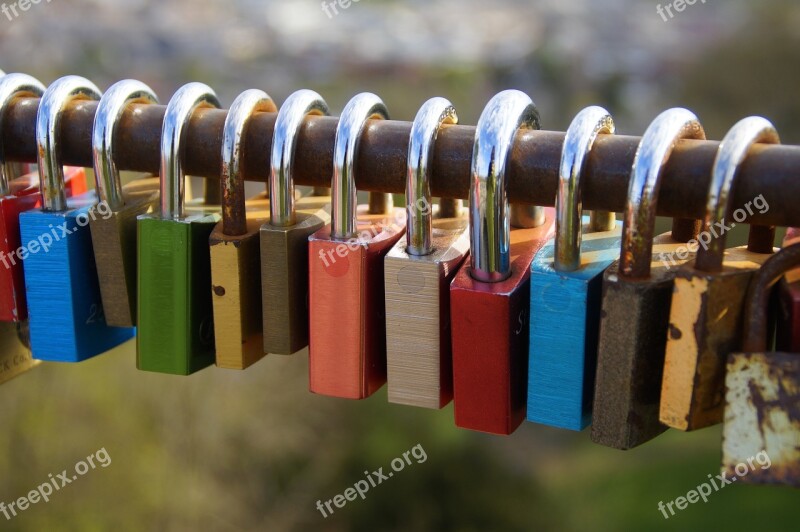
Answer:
xmin=0 ymin=71 xmax=798 ymax=487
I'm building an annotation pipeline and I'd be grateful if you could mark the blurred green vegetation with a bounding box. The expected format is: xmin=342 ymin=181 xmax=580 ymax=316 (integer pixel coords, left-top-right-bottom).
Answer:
xmin=1 ymin=1 xmax=799 ymax=531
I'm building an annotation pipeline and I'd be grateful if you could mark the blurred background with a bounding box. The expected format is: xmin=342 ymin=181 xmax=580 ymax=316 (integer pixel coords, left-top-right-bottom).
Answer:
xmin=1 ymin=0 xmax=799 ymax=530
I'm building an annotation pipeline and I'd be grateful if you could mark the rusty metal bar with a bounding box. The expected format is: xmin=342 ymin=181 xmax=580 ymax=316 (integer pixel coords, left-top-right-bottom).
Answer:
xmin=3 ymin=97 xmax=800 ymax=227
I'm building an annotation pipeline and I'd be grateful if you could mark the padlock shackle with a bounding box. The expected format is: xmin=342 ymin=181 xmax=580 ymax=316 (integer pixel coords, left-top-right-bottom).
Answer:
xmin=555 ymin=106 xmax=615 ymax=272
xmin=694 ymin=117 xmax=780 ymax=273
xmin=36 ymin=76 xmax=102 ymax=212
xmin=270 ymin=89 xmax=328 ymax=227
xmin=742 ymin=243 xmax=800 ymax=352
xmin=331 ymin=93 xmax=389 ymax=240
xmin=220 ymin=89 xmax=277 ymax=236
xmin=469 ymin=90 xmax=541 ymax=283
xmin=92 ymin=80 xmax=159 ymax=212
xmin=405 ymin=97 xmax=458 ymax=256
xmin=0 ymin=72 xmax=45 ymax=196
xmin=160 ymin=82 xmax=221 ymax=220
xmin=620 ymin=108 xmax=706 ymax=279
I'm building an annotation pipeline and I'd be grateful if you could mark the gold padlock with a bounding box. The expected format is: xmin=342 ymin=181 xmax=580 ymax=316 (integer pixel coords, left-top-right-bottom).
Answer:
xmin=660 ymin=116 xmax=779 ymax=431
xmin=384 ymin=97 xmax=469 ymax=409
xmin=89 ymin=79 xmax=161 ymax=327
xmin=210 ymin=89 xmax=277 ymax=369
xmin=260 ymin=90 xmax=332 ymax=355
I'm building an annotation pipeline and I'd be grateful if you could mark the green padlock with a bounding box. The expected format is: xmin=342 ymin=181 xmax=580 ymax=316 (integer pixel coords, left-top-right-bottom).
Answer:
xmin=136 ymin=83 xmax=222 ymax=375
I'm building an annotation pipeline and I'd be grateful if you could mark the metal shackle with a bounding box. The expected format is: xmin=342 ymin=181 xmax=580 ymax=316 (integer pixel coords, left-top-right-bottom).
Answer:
xmin=160 ymin=82 xmax=221 ymax=220
xmin=406 ymin=97 xmax=458 ymax=256
xmin=270 ymin=89 xmax=329 ymax=227
xmin=0 ymin=72 xmax=45 ymax=195
xmin=694 ymin=116 xmax=780 ymax=273
xmin=331 ymin=92 xmax=389 ymax=240
xmin=742 ymin=243 xmax=800 ymax=352
xmin=220 ymin=89 xmax=277 ymax=236
xmin=555 ymin=106 xmax=615 ymax=272
xmin=92 ymin=79 xmax=159 ymax=212
xmin=36 ymin=76 xmax=102 ymax=211
xmin=620 ymin=108 xmax=706 ymax=279
xmin=469 ymin=89 xmax=541 ymax=283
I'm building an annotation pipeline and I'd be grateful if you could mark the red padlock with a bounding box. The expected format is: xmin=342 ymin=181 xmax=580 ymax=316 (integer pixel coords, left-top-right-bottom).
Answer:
xmin=308 ymin=93 xmax=405 ymax=399
xmin=0 ymin=73 xmax=87 ymax=322
xmin=450 ymin=90 xmax=556 ymax=435
xmin=777 ymin=227 xmax=800 ymax=352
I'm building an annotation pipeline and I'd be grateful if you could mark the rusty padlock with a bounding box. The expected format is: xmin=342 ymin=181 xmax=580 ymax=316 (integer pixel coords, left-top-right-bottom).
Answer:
xmin=527 ymin=106 xmax=622 ymax=431
xmin=89 ymin=79 xmax=161 ymax=328
xmin=209 ymin=89 xmax=277 ymax=369
xmin=450 ymin=90 xmax=556 ymax=435
xmin=723 ymin=242 xmax=800 ymax=487
xmin=591 ymin=108 xmax=705 ymax=449
xmin=308 ymin=93 xmax=406 ymax=399
xmin=261 ymin=89 xmax=331 ymax=355
xmin=777 ymin=228 xmax=800 ymax=353
xmin=384 ymin=97 xmax=469 ymax=409
xmin=660 ymin=117 xmax=779 ymax=432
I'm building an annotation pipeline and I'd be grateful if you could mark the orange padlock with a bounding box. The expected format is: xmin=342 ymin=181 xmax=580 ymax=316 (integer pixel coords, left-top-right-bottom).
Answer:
xmin=308 ymin=93 xmax=405 ymax=399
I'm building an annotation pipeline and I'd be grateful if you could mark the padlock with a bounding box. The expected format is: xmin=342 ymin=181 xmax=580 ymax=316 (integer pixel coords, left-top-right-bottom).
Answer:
xmin=0 ymin=74 xmax=89 ymax=323
xmin=88 ymin=79 xmax=160 ymax=328
xmin=308 ymin=92 xmax=406 ymax=399
xmin=261 ymin=89 xmax=332 ymax=355
xmin=209 ymin=89 xmax=277 ymax=369
xmin=660 ymin=117 xmax=779 ymax=432
xmin=591 ymin=108 xmax=705 ymax=449
xmin=723 ymin=243 xmax=800 ymax=487
xmin=137 ymin=82 xmax=222 ymax=375
xmin=19 ymin=76 xmax=134 ymax=362
xmin=450 ymin=90 xmax=556 ymax=435
xmin=527 ymin=106 xmax=622 ymax=431
xmin=384 ymin=97 xmax=469 ymax=409
xmin=777 ymin=228 xmax=800 ymax=353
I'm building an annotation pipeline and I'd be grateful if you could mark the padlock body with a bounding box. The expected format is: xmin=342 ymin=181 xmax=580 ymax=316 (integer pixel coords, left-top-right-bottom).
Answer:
xmin=384 ymin=218 xmax=469 ymax=408
xmin=137 ymin=213 xmax=220 ymax=375
xmin=210 ymin=219 xmax=264 ymax=369
xmin=592 ymin=234 xmax=696 ymax=449
xmin=308 ymin=206 xmax=405 ymax=399
xmin=661 ymin=246 xmax=774 ymax=431
xmin=0 ymin=321 xmax=40 ymax=385
xmin=723 ymin=351 xmax=800 ymax=486
xmin=261 ymin=196 xmax=331 ymax=355
xmin=527 ymin=221 xmax=622 ymax=431
xmin=20 ymin=200 xmax=135 ymax=362
xmin=450 ymin=208 xmax=556 ymax=435
xmin=0 ymin=168 xmax=87 ymax=322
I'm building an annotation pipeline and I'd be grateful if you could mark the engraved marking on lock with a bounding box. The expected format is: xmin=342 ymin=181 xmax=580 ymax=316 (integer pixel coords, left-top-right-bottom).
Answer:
xmin=396 ymin=266 xmax=426 ymax=294
xmin=199 ymin=316 xmax=214 ymax=346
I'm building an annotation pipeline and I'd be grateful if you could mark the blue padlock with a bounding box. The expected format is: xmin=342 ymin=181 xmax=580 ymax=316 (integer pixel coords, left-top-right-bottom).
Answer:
xmin=527 ymin=106 xmax=622 ymax=431
xmin=20 ymin=76 xmax=134 ymax=362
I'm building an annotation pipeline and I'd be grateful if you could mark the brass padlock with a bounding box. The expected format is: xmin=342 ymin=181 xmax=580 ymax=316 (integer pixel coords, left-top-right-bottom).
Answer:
xmin=209 ymin=89 xmax=277 ymax=369
xmin=261 ymin=89 xmax=331 ymax=355
xmin=660 ymin=117 xmax=779 ymax=432
xmin=308 ymin=93 xmax=405 ymax=399
xmin=89 ymin=79 xmax=160 ymax=328
xmin=592 ymin=108 xmax=705 ymax=449
xmin=384 ymin=97 xmax=469 ymax=409
xmin=723 ymin=243 xmax=800 ymax=487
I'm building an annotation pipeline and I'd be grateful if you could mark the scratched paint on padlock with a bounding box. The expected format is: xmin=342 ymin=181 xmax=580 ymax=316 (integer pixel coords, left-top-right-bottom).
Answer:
xmin=723 ymin=352 xmax=800 ymax=485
